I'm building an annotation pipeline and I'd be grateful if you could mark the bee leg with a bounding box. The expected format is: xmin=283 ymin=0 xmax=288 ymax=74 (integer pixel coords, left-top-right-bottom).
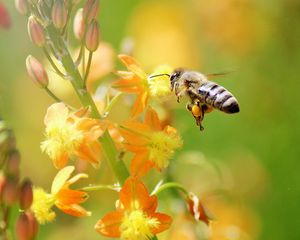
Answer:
xmin=187 ymin=103 xmax=204 ymax=129
xmin=175 ymin=83 xmax=184 ymax=103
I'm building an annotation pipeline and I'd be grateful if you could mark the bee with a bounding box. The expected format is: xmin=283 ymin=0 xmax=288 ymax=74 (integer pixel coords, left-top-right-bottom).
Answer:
xmin=151 ymin=69 xmax=240 ymax=130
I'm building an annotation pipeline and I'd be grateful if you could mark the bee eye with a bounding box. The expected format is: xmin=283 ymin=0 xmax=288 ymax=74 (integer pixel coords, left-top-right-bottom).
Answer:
xmin=170 ymin=73 xmax=178 ymax=82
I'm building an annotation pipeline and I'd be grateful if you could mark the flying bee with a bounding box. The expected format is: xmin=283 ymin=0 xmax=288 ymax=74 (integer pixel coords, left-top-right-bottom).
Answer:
xmin=151 ymin=69 xmax=240 ymax=130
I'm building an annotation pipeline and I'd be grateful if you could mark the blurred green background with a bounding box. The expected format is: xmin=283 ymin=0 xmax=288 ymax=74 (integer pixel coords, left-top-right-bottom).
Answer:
xmin=1 ymin=0 xmax=300 ymax=239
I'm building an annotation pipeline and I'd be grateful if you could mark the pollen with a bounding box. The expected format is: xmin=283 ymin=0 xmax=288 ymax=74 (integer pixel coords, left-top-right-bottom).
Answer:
xmin=147 ymin=65 xmax=173 ymax=98
xmin=120 ymin=210 xmax=160 ymax=240
xmin=41 ymin=119 xmax=84 ymax=161
xmin=31 ymin=187 xmax=56 ymax=224
xmin=148 ymin=130 xmax=182 ymax=169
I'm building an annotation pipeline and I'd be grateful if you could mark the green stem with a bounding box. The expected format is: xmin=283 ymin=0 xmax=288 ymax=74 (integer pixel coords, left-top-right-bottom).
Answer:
xmin=152 ymin=182 xmax=188 ymax=196
xmin=43 ymin=47 xmax=65 ymax=78
xmin=81 ymin=184 xmax=120 ymax=192
xmin=100 ymin=130 xmax=129 ymax=185
xmin=151 ymin=236 xmax=158 ymax=240
xmin=45 ymin=87 xmax=63 ymax=102
xmin=83 ymin=51 xmax=93 ymax=86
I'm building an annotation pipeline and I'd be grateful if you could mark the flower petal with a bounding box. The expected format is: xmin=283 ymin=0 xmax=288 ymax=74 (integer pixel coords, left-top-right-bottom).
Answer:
xmin=113 ymin=76 xmax=142 ymax=93
xmin=95 ymin=211 xmax=123 ymax=237
xmin=51 ymin=166 xmax=75 ymax=195
xmin=67 ymin=173 xmax=88 ymax=185
xmin=144 ymin=107 xmax=161 ymax=131
xmin=44 ymin=103 xmax=69 ymax=126
xmin=130 ymin=152 xmax=154 ymax=178
xmin=150 ymin=212 xmax=172 ymax=234
xmin=76 ymin=141 xmax=102 ymax=167
xmin=56 ymin=202 xmax=91 ymax=217
xmin=120 ymin=177 xmax=153 ymax=211
xmin=52 ymin=152 xmax=70 ymax=169
xmin=131 ymin=91 xmax=149 ymax=117
xmin=56 ymin=188 xmax=88 ymax=205
xmin=118 ymin=54 xmax=147 ymax=79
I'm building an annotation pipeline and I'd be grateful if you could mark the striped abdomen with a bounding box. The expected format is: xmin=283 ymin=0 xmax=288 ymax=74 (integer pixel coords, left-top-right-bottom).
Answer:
xmin=198 ymin=81 xmax=239 ymax=113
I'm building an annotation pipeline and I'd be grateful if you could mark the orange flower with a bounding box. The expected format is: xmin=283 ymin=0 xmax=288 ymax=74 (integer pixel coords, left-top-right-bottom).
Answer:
xmin=113 ymin=54 xmax=172 ymax=117
xmin=31 ymin=166 xmax=90 ymax=224
xmin=120 ymin=108 xmax=182 ymax=177
xmin=41 ymin=103 xmax=103 ymax=169
xmin=95 ymin=177 xmax=172 ymax=239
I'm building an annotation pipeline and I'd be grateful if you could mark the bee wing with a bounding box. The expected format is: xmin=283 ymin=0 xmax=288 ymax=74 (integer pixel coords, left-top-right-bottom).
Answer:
xmin=205 ymin=70 xmax=235 ymax=79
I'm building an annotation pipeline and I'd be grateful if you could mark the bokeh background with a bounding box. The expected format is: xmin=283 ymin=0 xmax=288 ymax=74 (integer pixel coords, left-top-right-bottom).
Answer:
xmin=1 ymin=0 xmax=300 ymax=239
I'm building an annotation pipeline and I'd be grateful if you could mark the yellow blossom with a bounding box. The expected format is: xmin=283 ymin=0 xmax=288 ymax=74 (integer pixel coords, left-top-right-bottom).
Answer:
xmin=114 ymin=55 xmax=173 ymax=117
xmin=31 ymin=166 xmax=90 ymax=224
xmin=41 ymin=102 xmax=103 ymax=169
xmin=120 ymin=108 xmax=182 ymax=177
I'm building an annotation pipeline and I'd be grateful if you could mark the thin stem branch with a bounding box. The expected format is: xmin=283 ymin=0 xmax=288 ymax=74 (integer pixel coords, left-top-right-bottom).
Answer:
xmin=81 ymin=184 xmax=120 ymax=192
xmin=43 ymin=48 xmax=65 ymax=78
xmin=82 ymin=47 xmax=86 ymax=78
xmin=45 ymin=87 xmax=63 ymax=102
xmin=100 ymin=130 xmax=129 ymax=185
xmin=151 ymin=182 xmax=188 ymax=196
xmin=75 ymin=44 xmax=84 ymax=67
xmin=84 ymin=51 xmax=93 ymax=86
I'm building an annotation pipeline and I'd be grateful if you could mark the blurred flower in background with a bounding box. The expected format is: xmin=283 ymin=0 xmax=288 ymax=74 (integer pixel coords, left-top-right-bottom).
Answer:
xmin=0 ymin=3 xmax=11 ymax=30
xmin=126 ymin=1 xmax=202 ymax=70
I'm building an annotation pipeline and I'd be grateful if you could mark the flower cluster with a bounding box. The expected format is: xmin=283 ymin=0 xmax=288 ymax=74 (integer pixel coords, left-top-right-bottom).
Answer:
xmin=11 ymin=0 xmax=216 ymax=239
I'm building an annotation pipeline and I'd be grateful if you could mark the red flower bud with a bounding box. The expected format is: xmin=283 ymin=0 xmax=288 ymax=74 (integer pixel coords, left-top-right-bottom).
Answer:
xmin=0 ymin=3 xmax=11 ymax=29
xmin=186 ymin=193 xmax=214 ymax=225
xmin=26 ymin=55 xmax=49 ymax=88
xmin=15 ymin=0 xmax=29 ymax=15
xmin=26 ymin=211 xmax=39 ymax=238
xmin=83 ymin=0 xmax=99 ymax=23
xmin=6 ymin=150 xmax=20 ymax=177
xmin=85 ymin=20 xmax=100 ymax=52
xmin=0 ymin=172 xmax=6 ymax=196
xmin=28 ymin=16 xmax=46 ymax=47
xmin=19 ymin=178 xmax=33 ymax=210
xmin=52 ymin=0 xmax=68 ymax=29
xmin=2 ymin=179 xmax=19 ymax=205
xmin=16 ymin=213 xmax=31 ymax=240
xmin=73 ymin=8 xmax=85 ymax=40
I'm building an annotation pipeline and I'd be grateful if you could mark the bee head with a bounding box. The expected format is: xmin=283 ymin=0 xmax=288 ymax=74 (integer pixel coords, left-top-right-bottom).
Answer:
xmin=170 ymin=68 xmax=184 ymax=91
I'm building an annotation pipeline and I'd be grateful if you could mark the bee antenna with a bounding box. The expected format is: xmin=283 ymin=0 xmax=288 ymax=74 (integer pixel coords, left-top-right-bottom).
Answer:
xmin=149 ymin=73 xmax=170 ymax=78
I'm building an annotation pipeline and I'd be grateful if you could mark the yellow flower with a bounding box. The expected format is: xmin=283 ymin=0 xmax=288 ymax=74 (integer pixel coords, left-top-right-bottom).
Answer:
xmin=31 ymin=166 xmax=90 ymax=224
xmin=41 ymin=103 xmax=103 ymax=169
xmin=120 ymin=108 xmax=182 ymax=177
xmin=113 ymin=55 xmax=173 ymax=117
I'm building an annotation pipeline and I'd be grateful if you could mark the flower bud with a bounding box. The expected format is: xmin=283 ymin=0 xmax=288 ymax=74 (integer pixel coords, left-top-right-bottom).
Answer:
xmin=15 ymin=0 xmax=29 ymax=15
xmin=85 ymin=20 xmax=100 ymax=52
xmin=52 ymin=0 xmax=68 ymax=29
xmin=16 ymin=213 xmax=31 ymax=240
xmin=0 ymin=172 xmax=6 ymax=196
xmin=26 ymin=211 xmax=39 ymax=238
xmin=0 ymin=3 xmax=11 ymax=29
xmin=19 ymin=178 xmax=33 ymax=210
xmin=73 ymin=8 xmax=85 ymax=40
xmin=83 ymin=0 xmax=99 ymax=23
xmin=27 ymin=16 xmax=46 ymax=47
xmin=2 ymin=179 xmax=19 ymax=205
xmin=186 ymin=193 xmax=214 ymax=225
xmin=26 ymin=55 xmax=49 ymax=88
xmin=6 ymin=150 xmax=20 ymax=177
